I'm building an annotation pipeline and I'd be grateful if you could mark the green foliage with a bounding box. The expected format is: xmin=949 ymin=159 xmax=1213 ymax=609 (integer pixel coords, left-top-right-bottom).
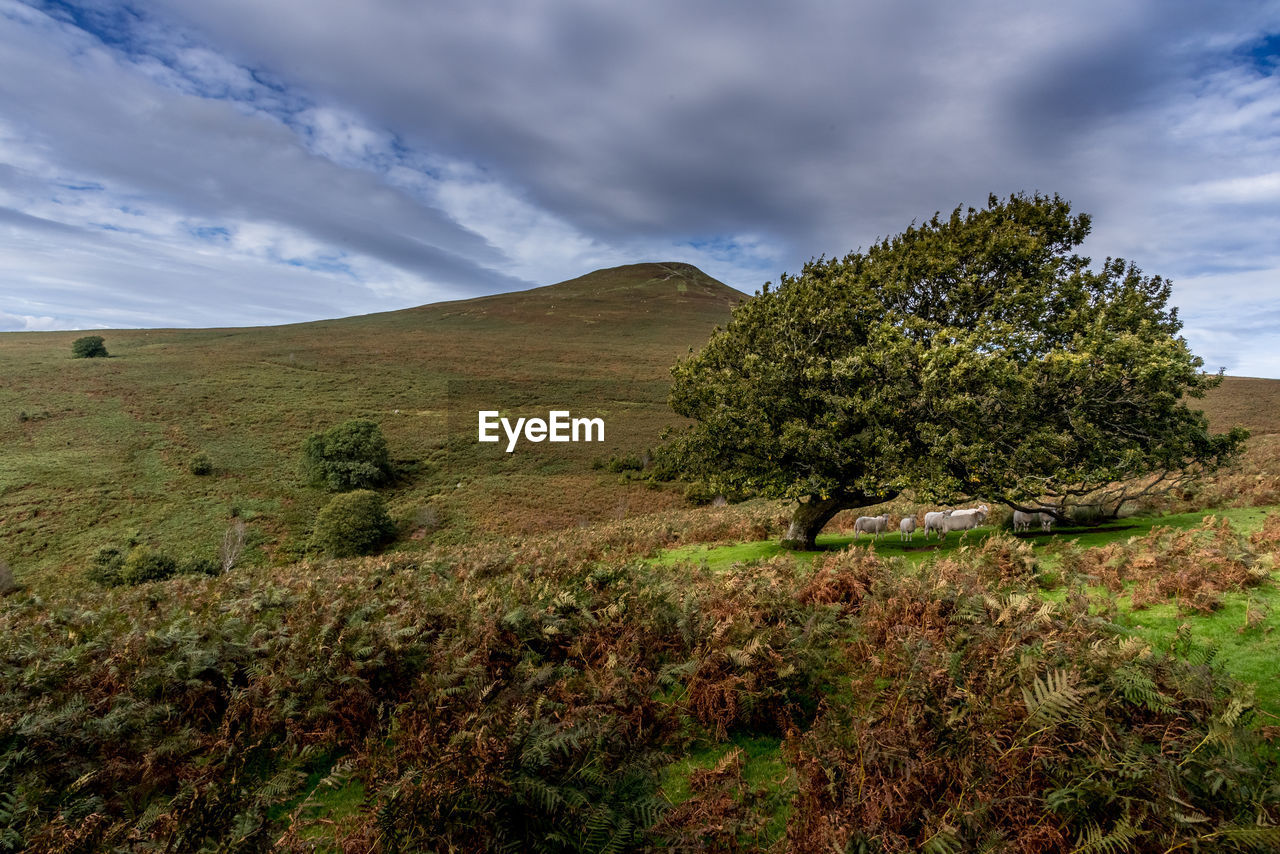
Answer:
xmin=188 ymin=452 xmax=214 ymax=476
xmin=120 ymin=546 xmax=178 ymax=584
xmin=301 ymin=419 xmax=393 ymax=491
xmin=5 ymin=522 xmax=1278 ymax=852
xmin=87 ymin=545 xmax=197 ymax=586
xmin=665 ymin=193 xmax=1248 ymax=543
xmin=70 ymin=335 xmax=107 ymax=358
xmin=86 ymin=545 xmax=125 ymax=587
xmin=308 ymin=490 xmax=396 ymax=557
xmin=178 ymin=555 xmax=221 ymax=577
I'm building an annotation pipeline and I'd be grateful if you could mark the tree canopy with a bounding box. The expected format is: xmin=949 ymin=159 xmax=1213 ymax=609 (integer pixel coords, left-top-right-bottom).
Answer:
xmin=665 ymin=193 xmax=1247 ymax=547
xmin=301 ymin=419 xmax=393 ymax=491
xmin=71 ymin=335 xmax=107 ymax=359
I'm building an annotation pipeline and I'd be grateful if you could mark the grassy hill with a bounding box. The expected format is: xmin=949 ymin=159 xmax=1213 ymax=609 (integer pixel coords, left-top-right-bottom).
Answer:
xmin=4 ymin=264 xmax=1280 ymax=850
xmin=0 ymin=262 xmax=743 ymax=583
xmin=1 ymin=258 xmax=1274 ymax=589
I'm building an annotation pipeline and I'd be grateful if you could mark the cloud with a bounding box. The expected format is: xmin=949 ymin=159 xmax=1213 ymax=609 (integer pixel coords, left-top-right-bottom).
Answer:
xmin=0 ymin=0 xmax=1277 ymax=376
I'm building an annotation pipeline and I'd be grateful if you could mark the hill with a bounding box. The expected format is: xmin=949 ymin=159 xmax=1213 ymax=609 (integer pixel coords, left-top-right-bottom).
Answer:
xmin=1 ymin=259 xmax=1273 ymax=587
xmin=0 ymin=262 xmax=743 ymax=582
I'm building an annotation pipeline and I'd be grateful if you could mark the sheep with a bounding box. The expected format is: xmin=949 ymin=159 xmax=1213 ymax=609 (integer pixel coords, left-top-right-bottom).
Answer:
xmin=854 ymin=513 xmax=891 ymax=540
xmin=944 ymin=511 xmax=983 ymax=535
xmin=1013 ymin=509 xmax=1056 ymax=533
xmin=949 ymin=504 xmax=990 ymax=524
xmin=899 ymin=515 xmax=918 ymax=541
xmin=923 ymin=509 xmax=952 ymax=540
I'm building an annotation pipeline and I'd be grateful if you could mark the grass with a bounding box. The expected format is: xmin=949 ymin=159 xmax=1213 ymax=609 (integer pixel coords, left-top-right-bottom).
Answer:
xmin=659 ymin=733 xmax=791 ymax=845
xmin=656 ymin=505 xmax=1280 ymax=719
xmin=655 ymin=504 xmax=1279 ymax=572
xmin=0 ymin=263 xmax=741 ymax=585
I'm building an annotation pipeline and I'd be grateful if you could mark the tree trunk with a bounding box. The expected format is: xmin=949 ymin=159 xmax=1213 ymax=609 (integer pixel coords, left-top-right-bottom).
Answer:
xmin=782 ymin=495 xmax=852 ymax=550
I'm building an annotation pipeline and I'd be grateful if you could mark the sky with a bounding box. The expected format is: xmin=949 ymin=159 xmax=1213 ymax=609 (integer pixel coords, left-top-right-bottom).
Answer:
xmin=0 ymin=1 xmax=1278 ymax=376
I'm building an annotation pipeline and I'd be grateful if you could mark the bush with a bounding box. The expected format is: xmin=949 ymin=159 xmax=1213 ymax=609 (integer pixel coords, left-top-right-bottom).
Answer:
xmin=71 ymin=335 xmax=108 ymax=358
xmin=178 ymin=555 xmax=221 ymax=577
xmin=120 ymin=547 xmax=178 ymax=585
xmin=301 ymin=419 xmax=392 ymax=491
xmin=309 ymin=490 xmax=396 ymax=557
xmin=87 ymin=546 xmax=125 ymax=587
xmin=189 ymin=452 xmax=214 ymax=476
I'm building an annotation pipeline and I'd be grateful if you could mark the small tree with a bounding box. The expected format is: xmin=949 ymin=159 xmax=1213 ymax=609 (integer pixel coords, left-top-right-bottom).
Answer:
xmin=666 ymin=193 xmax=1248 ymax=548
xmin=220 ymin=518 xmax=247 ymax=573
xmin=309 ymin=490 xmax=396 ymax=557
xmin=71 ymin=335 xmax=108 ymax=358
xmin=301 ymin=419 xmax=393 ymax=491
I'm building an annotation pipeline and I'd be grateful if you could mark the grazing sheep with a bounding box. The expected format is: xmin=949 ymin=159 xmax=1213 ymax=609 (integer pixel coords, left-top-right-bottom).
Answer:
xmin=854 ymin=513 xmax=891 ymax=540
xmin=944 ymin=511 xmax=983 ymax=535
xmin=1012 ymin=509 xmax=1037 ymax=532
xmin=923 ymin=509 xmax=952 ymax=540
xmin=899 ymin=515 xmax=918 ymax=541
xmin=1013 ymin=509 xmax=1056 ymax=533
xmin=949 ymin=504 xmax=990 ymax=524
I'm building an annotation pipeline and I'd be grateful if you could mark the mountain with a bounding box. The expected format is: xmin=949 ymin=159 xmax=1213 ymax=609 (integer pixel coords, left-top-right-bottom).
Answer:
xmin=0 ymin=263 xmax=744 ymax=580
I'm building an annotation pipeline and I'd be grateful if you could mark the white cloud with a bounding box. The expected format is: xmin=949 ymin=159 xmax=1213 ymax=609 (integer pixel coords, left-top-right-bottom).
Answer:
xmin=0 ymin=0 xmax=1278 ymax=377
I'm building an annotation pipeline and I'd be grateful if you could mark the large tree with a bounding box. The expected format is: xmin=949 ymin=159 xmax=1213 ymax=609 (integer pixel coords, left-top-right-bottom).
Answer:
xmin=666 ymin=193 xmax=1247 ymax=548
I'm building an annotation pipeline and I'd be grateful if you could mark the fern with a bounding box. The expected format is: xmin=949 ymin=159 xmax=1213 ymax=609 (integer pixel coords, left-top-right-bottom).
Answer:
xmin=1022 ymin=669 xmax=1089 ymax=728
xmin=1071 ymin=818 xmax=1141 ymax=854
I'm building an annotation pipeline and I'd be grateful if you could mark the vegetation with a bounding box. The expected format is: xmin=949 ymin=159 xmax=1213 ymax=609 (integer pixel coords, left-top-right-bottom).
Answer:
xmin=0 ymin=559 xmax=15 ymax=596
xmin=301 ymin=419 xmax=393 ymax=491
xmin=309 ymin=490 xmax=396 ymax=557
xmin=1 ymin=512 xmax=1277 ymax=851
xmin=4 ymin=258 xmax=1280 ymax=850
xmin=69 ymin=335 xmax=107 ymax=359
xmin=666 ymin=194 xmax=1247 ymax=547
xmin=188 ymin=452 xmax=214 ymax=476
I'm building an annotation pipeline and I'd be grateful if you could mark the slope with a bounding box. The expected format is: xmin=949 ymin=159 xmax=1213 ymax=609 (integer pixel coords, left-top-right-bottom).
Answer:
xmin=0 ymin=262 xmax=743 ymax=582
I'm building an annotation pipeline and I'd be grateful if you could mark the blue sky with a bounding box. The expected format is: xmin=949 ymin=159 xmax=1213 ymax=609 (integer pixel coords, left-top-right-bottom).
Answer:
xmin=0 ymin=0 xmax=1278 ymax=377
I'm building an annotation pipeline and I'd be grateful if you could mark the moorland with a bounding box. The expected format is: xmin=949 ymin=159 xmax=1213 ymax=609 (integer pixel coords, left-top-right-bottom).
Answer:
xmin=2 ymin=261 xmax=1279 ymax=852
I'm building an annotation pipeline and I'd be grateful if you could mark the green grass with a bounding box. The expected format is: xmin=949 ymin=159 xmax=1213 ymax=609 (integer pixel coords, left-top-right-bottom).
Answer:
xmin=657 ymin=505 xmax=1280 ymax=719
xmin=659 ymin=733 xmax=791 ymax=845
xmin=656 ymin=505 xmax=1279 ymax=572
xmin=1118 ymin=583 xmax=1280 ymax=718
xmin=0 ymin=263 xmax=741 ymax=586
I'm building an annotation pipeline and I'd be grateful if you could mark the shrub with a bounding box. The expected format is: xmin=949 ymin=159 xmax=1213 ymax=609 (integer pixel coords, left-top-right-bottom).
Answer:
xmin=87 ymin=546 xmax=125 ymax=587
xmin=301 ymin=419 xmax=392 ymax=491
xmin=309 ymin=490 xmax=396 ymax=557
xmin=189 ymin=452 xmax=214 ymax=476
xmin=71 ymin=335 xmax=108 ymax=358
xmin=119 ymin=547 xmax=178 ymax=585
xmin=178 ymin=555 xmax=221 ymax=577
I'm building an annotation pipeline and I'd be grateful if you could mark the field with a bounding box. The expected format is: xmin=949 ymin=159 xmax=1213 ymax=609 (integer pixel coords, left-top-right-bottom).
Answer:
xmin=2 ymin=265 xmax=1280 ymax=851
xmin=0 ymin=262 xmax=741 ymax=583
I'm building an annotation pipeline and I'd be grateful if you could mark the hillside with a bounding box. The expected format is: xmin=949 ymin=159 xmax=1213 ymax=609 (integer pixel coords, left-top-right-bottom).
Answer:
xmin=1 ymin=260 xmax=1273 ymax=588
xmin=0 ymin=262 xmax=743 ymax=582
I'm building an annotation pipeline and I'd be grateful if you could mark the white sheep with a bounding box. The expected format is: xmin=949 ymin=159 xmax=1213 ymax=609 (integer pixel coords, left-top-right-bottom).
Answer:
xmin=899 ymin=515 xmax=918 ymax=541
xmin=1013 ymin=509 xmax=1056 ymax=533
xmin=943 ymin=511 xmax=983 ymax=535
xmin=854 ymin=513 xmax=890 ymax=540
xmin=923 ymin=509 xmax=952 ymax=540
